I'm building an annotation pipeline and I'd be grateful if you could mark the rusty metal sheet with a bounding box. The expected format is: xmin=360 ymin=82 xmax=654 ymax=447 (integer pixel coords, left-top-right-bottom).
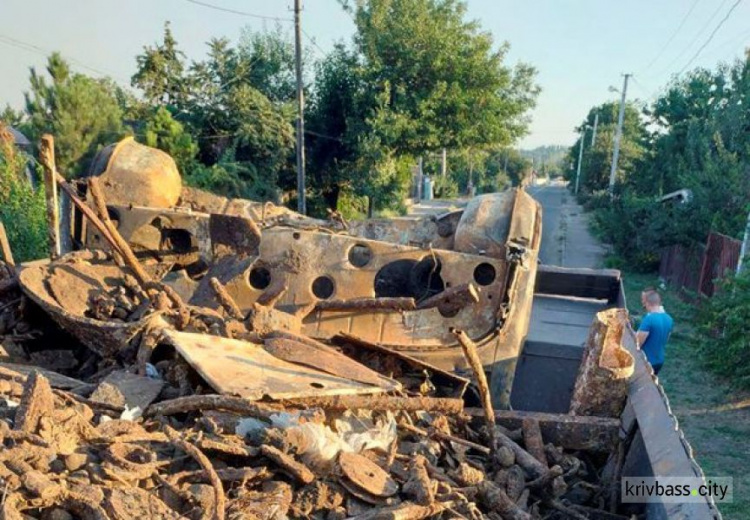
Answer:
xmin=162 ymin=330 xmax=400 ymax=400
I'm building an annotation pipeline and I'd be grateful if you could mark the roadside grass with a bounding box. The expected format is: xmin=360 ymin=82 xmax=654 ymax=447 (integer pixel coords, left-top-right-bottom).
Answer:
xmin=621 ymin=271 xmax=750 ymax=519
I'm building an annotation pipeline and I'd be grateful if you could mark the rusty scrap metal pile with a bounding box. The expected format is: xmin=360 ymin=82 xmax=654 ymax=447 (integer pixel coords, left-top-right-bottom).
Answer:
xmin=0 ymin=138 xmax=635 ymax=519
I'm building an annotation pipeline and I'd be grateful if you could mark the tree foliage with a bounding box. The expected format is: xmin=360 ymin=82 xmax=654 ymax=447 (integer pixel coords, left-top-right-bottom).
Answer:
xmin=0 ymin=124 xmax=46 ymax=262
xmin=23 ymin=53 xmax=125 ymax=177
xmin=570 ymin=53 xmax=750 ymax=271
xmin=308 ymin=0 xmax=539 ymax=214
xmin=131 ymin=25 xmax=296 ymax=200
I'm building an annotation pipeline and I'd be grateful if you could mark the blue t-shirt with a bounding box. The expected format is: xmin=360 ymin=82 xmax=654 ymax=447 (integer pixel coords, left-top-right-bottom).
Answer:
xmin=638 ymin=311 xmax=674 ymax=366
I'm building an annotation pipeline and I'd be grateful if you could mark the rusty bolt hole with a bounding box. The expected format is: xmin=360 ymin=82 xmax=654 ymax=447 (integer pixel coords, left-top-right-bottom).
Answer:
xmin=473 ymin=263 xmax=496 ymax=286
xmin=249 ymin=266 xmax=272 ymax=290
xmin=312 ymin=276 xmax=335 ymax=299
xmin=438 ymin=300 xmax=460 ymax=318
xmin=348 ymin=244 xmax=373 ymax=268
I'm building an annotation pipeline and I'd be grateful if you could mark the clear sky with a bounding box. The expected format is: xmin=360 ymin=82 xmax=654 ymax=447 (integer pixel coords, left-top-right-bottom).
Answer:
xmin=2 ymin=0 xmax=749 ymax=148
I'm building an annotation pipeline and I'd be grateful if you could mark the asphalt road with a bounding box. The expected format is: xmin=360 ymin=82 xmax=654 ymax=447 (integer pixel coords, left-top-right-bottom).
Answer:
xmin=526 ymin=182 xmax=605 ymax=269
xmin=526 ymin=183 xmax=565 ymax=266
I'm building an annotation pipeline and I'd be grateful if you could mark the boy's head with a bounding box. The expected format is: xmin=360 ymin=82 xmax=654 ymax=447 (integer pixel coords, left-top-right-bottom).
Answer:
xmin=641 ymin=288 xmax=661 ymax=311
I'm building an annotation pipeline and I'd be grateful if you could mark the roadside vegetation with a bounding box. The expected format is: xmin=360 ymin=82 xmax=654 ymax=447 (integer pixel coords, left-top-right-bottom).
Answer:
xmin=621 ymin=271 xmax=750 ymax=520
xmin=568 ymin=51 xmax=750 ymax=388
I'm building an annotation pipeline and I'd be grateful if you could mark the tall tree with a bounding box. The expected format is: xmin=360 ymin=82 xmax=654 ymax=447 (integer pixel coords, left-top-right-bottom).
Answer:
xmin=309 ymin=0 xmax=539 ymax=213
xmin=24 ymin=53 xmax=125 ymax=177
xmin=131 ymin=22 xmax=188 ymax=108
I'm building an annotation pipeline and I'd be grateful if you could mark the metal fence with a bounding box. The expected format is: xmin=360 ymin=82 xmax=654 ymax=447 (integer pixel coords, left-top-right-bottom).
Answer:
xmin=659 ymin=232 xmax=742 ymax=298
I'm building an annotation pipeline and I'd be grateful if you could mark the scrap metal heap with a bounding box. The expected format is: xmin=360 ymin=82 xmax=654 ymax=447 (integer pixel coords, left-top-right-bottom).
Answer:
xmin=0 ymin=138 xmax=635 ymax=519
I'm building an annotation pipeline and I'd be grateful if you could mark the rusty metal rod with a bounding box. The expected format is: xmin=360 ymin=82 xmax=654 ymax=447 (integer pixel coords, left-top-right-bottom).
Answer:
xmin=315 ymin=297 xmax=416 ymax=312
xmin=86 ymin=177 xmax=124 ymax=265
xmin=280 ymin=394 xmax=464 ymax=414
xmin=86 ymin=177 xmax=152 ymax=286
xmin=416 ymin=283 xmax=479 ymax=310
xmin=209 ymin=277 xmax=245 ymax=320
xmin=453 ymin=329 xmax=495 ymax=434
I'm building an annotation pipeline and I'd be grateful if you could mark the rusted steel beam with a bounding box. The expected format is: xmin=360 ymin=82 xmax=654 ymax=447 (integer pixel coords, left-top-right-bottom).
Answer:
xmin=280 ymin=394 xmax=463 ymax=414
xmin=39 ymin=135 xmax=61 ymax=259
xmin=464 ymin=409 xmax=621 ymax=452
xmin=570 ymin=309 xmax=634 ymax=418
xmin=315 ymin=297 xmax=416 ymax=312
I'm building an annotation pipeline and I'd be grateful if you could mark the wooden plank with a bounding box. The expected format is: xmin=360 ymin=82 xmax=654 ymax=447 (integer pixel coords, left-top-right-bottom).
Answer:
xmin=163 ymin=330 xmax=398 ymax=401
xmin=465 ymin=407 xmax=620 ymax=452
xmin=39 ymin=135 xmax=61 ymax=259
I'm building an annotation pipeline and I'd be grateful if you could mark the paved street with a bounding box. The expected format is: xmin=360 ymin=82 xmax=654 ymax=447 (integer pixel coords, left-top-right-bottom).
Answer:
xmin=526 ymin=182 xmax=606 ymax=269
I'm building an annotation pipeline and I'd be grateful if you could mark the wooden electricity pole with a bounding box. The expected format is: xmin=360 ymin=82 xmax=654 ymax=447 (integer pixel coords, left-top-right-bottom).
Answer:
xmin=294 ymin=0 xmax=307 ymax=215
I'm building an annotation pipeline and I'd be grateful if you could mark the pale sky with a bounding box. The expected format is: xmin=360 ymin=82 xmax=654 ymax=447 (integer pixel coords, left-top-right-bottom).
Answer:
xmin=1 ymin=0 xmax=749 ymax=148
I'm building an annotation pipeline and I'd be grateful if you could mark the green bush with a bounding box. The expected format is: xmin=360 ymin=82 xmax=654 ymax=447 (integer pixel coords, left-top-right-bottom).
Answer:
xmin=693 ymin=269 xmax=750 ymax=387
xmin=0 ymin=128 xmax=47 ymax=262
xmin=432 ymin=175 xmax=459 ymax=199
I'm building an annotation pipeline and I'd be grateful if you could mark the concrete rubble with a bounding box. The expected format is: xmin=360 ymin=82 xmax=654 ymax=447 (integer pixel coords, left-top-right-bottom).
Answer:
xmin=0 ymin=138 xmax=635 ymax=519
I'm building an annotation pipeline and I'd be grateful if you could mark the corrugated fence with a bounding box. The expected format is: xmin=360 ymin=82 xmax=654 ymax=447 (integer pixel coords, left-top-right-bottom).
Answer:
xmin=659 ymin=232 xmax=742 ymax=298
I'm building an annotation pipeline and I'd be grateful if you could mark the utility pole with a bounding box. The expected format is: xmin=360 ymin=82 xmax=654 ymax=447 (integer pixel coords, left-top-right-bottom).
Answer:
xmin=574 ymin=127 xmax=586 ymax=195
xmin=294 ymin=0 xmax=306 ymax=214
xmin=608 ymin=74 xmax=631 ymax=196
xmin=441 ymin=148 xmax=447 ymax=177
xmin=591 ymin=112 xmax=599 ymax=147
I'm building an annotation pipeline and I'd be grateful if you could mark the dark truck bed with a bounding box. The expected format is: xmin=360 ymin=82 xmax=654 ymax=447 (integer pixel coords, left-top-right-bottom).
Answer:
xmin=510 ymin=265 xmax=720 ymax=519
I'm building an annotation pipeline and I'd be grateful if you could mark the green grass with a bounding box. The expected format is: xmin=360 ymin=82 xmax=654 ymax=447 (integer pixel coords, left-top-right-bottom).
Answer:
xmin=621 ymin=271 xmax=750 ymax=519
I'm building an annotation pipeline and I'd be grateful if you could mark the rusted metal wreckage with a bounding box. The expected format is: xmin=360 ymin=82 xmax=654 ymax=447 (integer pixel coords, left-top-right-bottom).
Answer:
xmin=26 ymin=137 xmax=543 ymax=407
xmin=0 ymin=137 xmax=719 ymax=519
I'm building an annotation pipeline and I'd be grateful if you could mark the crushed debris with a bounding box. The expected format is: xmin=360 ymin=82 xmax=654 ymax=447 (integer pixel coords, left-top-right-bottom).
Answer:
xmin=0 ymin=137 xmax=638 ymax=519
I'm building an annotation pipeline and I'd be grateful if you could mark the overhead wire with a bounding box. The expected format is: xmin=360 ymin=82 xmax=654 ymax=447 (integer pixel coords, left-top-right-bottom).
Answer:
xmin=644 ymin=0 xmax=701 ymax=71
xmin=677 ymin=0 xmax=744 ymax=74
xmin=181 ymin=0 xmax=293 ymax=22
xmin=0 ymin=33 xmax=128 ymax=84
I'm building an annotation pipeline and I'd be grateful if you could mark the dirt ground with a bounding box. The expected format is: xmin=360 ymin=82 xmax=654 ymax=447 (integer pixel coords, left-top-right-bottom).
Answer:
xmin=622 ymin=272 xmax=750 ymax=520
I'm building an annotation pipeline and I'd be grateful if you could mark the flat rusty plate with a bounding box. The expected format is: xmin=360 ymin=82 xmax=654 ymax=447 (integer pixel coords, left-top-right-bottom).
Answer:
xmin=338 ymin=452 xmax=398 ymax=498
xmin=162 ymin=330 xmax=398 ymax=400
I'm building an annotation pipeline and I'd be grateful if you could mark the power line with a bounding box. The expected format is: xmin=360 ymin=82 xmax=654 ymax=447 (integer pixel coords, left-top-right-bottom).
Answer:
xmin=182 ymin=0 xmax=292 ymax=22
xmin=678 ymin=0 xmax=744 ymax=74
xmin=644 ymin=0 xmax=701 ymax=71
xmin=301 ymin=28 xmax=327 ymax=56
xmin=656 ymin=0 xmax=730 ymax=77
xmin=0 ymin=33 xmax=128 ymax=84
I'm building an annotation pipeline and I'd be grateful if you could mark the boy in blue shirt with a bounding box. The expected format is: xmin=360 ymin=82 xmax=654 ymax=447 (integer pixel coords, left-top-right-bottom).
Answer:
xmin=636 ymin=289 xmax=674 ymax=375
